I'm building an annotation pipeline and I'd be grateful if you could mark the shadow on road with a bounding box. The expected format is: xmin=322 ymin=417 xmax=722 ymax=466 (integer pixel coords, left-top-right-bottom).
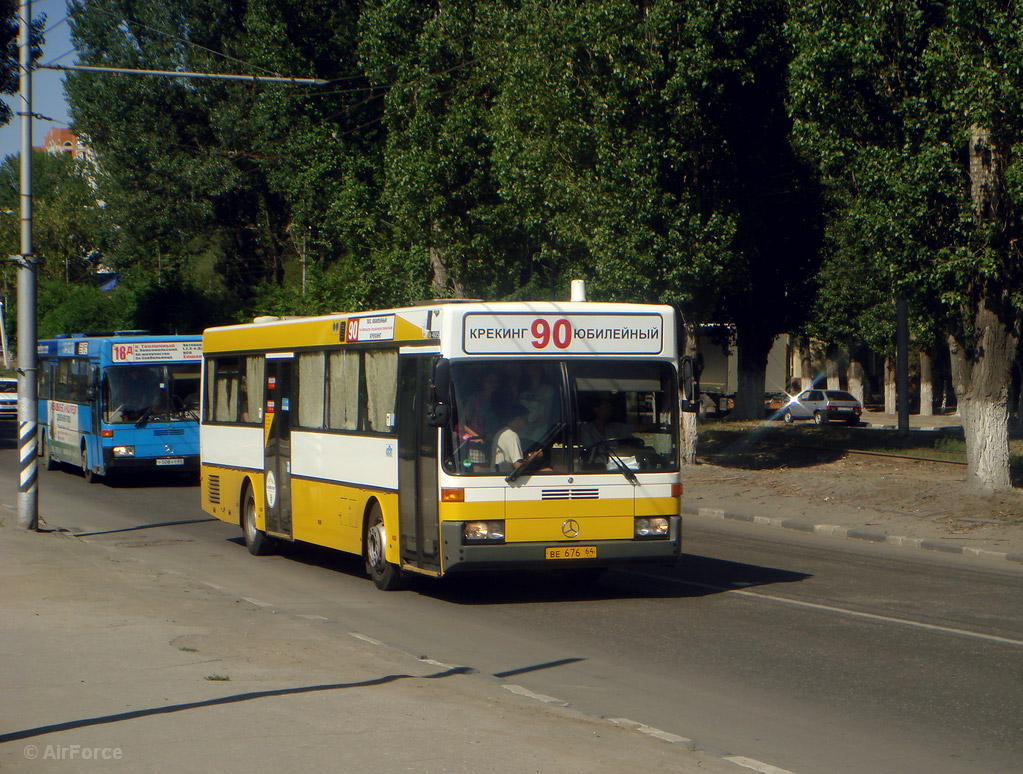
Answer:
xmin=0 ymin=664 xmax=473 ymax=745
xmin=426 ymin=554 xmax=811 ymax=605
xmin=252 ymin=538 xmax=810 ymax=605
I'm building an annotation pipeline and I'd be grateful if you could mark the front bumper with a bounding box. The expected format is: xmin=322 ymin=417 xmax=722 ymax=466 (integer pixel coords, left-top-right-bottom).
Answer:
xmin=439 ymin=516 xmax=682 ymax=575
xmin=101 ymin=450 xmax=200 ymax=474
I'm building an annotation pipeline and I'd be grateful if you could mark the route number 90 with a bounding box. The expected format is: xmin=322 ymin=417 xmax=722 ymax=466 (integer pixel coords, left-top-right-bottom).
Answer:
xmin=531 ymin=318 xmax=572 ymax=350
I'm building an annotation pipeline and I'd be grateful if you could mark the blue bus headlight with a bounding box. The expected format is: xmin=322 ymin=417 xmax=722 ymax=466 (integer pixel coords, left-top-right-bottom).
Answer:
xmin=112 ymin=446 xmax=135 ymax=458
xmin=635 ymin=517 xmax=669 ymax=539
xmin=463 ymin=520 xmax=505 ymax=544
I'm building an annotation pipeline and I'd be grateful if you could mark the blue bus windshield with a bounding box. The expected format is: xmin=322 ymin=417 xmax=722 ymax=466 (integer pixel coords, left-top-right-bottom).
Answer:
xmin=102 ymin=364 xmax=201 ymax=425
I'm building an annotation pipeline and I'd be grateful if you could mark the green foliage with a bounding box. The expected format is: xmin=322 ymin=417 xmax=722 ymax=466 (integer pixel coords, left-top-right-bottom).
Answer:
xmin=0 ymin=151 xmax=101 ymax=283
xmin=789 ymin=0 xmax=1023 ymax=353
xmin=0 ymin=0 xmax=46 ymax=126
xmin=57 ymin=0 xmax=823 ymax=342
xmin=35 ymin=278 xmax=134 ymax=338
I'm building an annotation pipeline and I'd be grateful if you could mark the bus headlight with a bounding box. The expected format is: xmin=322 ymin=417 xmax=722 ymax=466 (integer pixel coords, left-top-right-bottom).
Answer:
xmin=112 ymin=446 xmax=135 ymax=458
xmin=463 ymin=520 xmax=505 ymax=544
xmin=635 ymin=517 xmax=669 ymax=539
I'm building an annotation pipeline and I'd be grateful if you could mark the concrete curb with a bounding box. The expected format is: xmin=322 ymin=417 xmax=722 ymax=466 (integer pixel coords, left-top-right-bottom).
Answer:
xmin=682 ymin=504 xmax=1023 ymax=566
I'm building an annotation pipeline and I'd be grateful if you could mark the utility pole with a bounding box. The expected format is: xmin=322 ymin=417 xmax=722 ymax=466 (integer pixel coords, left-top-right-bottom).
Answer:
xmin=17 ymin=0 xmax=38 ymax=529
xmin=9 ymin=20 xmax=324 ymax=532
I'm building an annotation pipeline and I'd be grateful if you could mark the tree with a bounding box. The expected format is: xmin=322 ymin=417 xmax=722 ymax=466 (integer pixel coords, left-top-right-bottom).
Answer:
xmin=789 ymin=0 xmax=1023 ymax=490
xmin=0 ymin=0 xmax=45 ymax=127
xmin=0 ymin=151 xmax=100 ymax=283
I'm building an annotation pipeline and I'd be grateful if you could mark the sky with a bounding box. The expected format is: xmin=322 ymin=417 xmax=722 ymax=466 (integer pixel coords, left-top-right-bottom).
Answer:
xmin=0 ymin=0 xmax=75 ymax=162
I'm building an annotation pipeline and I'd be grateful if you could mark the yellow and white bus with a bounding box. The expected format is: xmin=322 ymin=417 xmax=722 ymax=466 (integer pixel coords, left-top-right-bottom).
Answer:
xmin=200 ymin=296 xmax=687 ymax=589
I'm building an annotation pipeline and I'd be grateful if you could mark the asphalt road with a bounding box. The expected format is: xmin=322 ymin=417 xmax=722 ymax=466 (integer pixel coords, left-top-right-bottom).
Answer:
xmin=4 ymin=437 xmax=1022 ymax=774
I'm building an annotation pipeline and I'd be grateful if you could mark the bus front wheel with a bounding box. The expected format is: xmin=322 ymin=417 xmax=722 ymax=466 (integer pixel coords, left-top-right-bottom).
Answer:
xmin=242 ymin=485 xmax=277 ymax=556
xmin=365 ymin=503 xmax=403 ymax=591
xmin=42 ymin=432 xmax=57 ymax=471
xmin=81 ymin=446 xmax=97 ymax=484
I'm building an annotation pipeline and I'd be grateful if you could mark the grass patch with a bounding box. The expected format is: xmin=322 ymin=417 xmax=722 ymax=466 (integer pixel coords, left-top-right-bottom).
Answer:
xmin=178 ymin=646 xmax=198 ymax=653
xmin=204 ymin=674 xmax=230 ymax=682
xmin=697 ymin=418 xmax=1023 ymax=477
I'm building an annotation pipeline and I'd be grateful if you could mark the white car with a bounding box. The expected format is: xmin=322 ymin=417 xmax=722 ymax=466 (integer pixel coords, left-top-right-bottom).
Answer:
xmin=783 ymin=389 xmax=862 ymax=426
xmin=0 ymin=377 xmax=17 ymax=420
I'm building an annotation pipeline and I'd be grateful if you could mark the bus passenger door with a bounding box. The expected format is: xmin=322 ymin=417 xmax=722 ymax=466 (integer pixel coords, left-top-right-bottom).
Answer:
xmin=263 ymin=356 xmax=293 ymax=539
xmin=397 ymin=355 xmax=440 ymax=573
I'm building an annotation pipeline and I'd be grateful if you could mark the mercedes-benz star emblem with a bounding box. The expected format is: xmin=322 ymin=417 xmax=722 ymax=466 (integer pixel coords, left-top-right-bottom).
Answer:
xmin=562 ymin=519 xmax=580 ymax=538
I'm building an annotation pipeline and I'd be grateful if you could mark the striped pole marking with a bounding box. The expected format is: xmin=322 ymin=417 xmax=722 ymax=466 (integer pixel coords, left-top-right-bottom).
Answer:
xmin=18 ymin=420 xmax=37 ymax=493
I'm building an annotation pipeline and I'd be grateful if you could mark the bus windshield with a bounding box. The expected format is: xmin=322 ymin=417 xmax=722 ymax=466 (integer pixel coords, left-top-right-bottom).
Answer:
xmin=444 ymin=360 xmax=678 ymax=476
xmin=102 ymin=364 xmax=201 ymax=424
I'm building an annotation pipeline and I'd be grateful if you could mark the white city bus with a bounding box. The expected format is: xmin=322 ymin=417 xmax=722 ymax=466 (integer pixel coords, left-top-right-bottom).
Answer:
xmin=200 ymin=296 xmax=687 ymax=589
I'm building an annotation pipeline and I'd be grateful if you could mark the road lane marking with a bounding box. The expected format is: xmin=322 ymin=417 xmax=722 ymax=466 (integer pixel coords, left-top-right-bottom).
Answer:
xmin=724 ymin=756 xmax=798 ymax=774
xmin=502 ymin=684 xmax=569 ymax=705
xmin=608 ymin=717 xmax=696 ymax=748
xmin=626 ymin=570 xmax=1023 ymax=648
xmin=349 ymin=632 xmax=384 ymax=646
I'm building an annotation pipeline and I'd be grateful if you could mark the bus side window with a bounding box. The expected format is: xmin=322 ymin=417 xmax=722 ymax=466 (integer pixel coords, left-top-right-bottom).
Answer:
xmin=244 ymin=356 xmax=264 ymax=424
xmin=364 ymin=350 xmax=397 ymax=433
xmin=203 ymin=359 xmax=215 ymax=422
xmin=55 ymin=360 xmax=73 ymax=402
xmin=211 ymin=357 xmax=242 ymax=423
xmin=297 ymin=352 xmax=326 ymax=429
xmin=328 ymin=350 xmax=359 ymax=431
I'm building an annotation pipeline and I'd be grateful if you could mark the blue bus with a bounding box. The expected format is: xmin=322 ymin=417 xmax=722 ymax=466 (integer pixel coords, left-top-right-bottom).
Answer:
xmin=37 ymin=332 xmax=202 ymax=482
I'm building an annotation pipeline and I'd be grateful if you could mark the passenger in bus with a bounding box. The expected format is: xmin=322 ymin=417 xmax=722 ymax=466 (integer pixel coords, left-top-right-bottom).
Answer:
xmin=492 ymin=403 xmax=530 ymax=474
xmin=578 ymin=396 xmax=635 ymax=451
xmin=458 ymin=368 xmax=502 ymax=469
xmin=518 ymin=362 xmax=556 ymax=448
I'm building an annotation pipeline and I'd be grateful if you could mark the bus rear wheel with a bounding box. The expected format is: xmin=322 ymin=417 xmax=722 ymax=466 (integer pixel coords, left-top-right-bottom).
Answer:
xmin=242 ymin=485 xmax=276 ymax=556
xmin=365 ymin=503 xmax=403 ymax=591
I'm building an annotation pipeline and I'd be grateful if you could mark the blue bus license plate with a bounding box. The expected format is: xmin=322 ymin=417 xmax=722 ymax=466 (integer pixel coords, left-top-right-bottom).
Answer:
xmin=156 ymin=458 xmax=184 ymax=466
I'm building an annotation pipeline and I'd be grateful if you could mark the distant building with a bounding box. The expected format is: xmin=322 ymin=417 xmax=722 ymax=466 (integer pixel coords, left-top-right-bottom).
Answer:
xmin=40 ymin=128 xmax=89 ymax=162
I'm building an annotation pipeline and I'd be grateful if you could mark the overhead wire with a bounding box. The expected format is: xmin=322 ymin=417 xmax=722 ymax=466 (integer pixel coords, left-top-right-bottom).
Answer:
xmin=43 ymin=6 xmax=648 ymax=185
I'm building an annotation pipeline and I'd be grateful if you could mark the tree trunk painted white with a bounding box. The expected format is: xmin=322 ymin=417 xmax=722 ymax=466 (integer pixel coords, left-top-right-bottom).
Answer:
xmin=948 ymin=304 xmax=1015 ymax=491
xmin=847 ymin=358 xmax=865 ymax=406
xmin=884 ymin=356 xmax=896 ymax=414
xmin=799 ymin=336 xmax=813 ymax=392
xmin=919 ymin=349 xmax=933 ymax=417
xmin=681 ymin=320 xmax=698 ymax=465
xmin=951 ymin=124 xmax=1018 ymax=490
xmin=788 ymin=340 xmax=802 ymax=393
xmin=959 ymin=397 xmax=1011 ymax=490
xmin=826 ymin=355 xmax=839 ymax=390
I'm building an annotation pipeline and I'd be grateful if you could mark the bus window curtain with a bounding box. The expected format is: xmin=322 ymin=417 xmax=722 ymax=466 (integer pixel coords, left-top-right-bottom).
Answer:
xmin=364 ymin=350 xmax=397 ymax=432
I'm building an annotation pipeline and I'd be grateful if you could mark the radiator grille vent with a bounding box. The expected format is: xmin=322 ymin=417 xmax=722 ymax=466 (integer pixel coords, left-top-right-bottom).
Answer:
xmin=154 ymin=429 xmax=185 ymax=437
xmin=207 ymin=474 xmax=221 ymax=504
xmin=541 ymin=488 xmax=599 ymax=500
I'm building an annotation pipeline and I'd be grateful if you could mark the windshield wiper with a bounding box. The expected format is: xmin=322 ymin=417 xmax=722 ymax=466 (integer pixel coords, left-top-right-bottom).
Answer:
xmin=592 ymin=439 xmax=639 ymax=485
xmin=505 ymin=421 xmax=566 ymax=483
xmin=134 ymin=406 xmax=154 ymax=428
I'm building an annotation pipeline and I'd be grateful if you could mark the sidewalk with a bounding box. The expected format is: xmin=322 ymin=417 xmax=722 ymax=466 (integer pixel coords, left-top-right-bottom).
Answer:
xmin=0 ymin=518 xmax=737 ymax=774
xmin=860 ymin=409 xmax=965 ymax=431
xmin=686 ymin=410 xmax=1023 ymax=564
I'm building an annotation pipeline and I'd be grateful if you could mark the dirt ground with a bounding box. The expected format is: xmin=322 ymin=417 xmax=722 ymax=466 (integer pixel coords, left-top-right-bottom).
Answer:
xmin=682 ymin=428 xmax=1023 ymax=557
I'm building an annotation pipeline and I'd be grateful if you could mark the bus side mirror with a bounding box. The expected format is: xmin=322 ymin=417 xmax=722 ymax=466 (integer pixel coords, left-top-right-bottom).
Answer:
xmin=426 ymin=357 xmax=451 ymax=427
xmin=680 ymin=356 xmax=699 ymax=413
